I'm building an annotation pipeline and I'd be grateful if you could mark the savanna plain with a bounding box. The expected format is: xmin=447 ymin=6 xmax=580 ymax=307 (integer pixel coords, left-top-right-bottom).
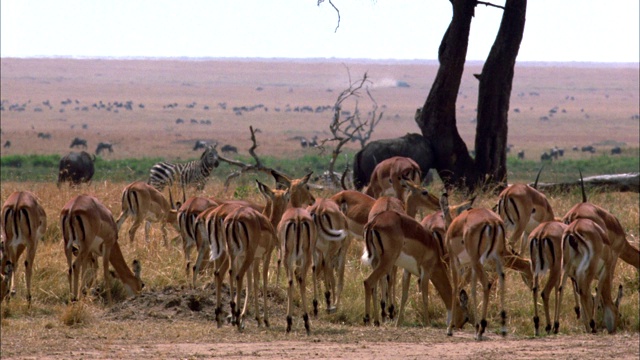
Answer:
xmin=0 ymin=58 xmax=639 ymax=359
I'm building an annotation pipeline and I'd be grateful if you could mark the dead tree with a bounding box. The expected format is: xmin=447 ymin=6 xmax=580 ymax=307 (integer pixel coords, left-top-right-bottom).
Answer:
xmin=315 ymin=71 xmax=383 ymax=188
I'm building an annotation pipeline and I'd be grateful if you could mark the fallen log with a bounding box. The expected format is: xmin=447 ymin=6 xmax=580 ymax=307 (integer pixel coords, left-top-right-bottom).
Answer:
xmin=534 ymin=172 xmax=639 ymax=193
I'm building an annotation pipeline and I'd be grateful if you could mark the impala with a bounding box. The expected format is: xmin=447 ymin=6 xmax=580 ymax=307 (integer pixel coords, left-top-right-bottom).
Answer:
xmin=1 ymin=191 xmax=47 ymax=306
xmin=223 ymin=180 xmax=289 ymax=330
xmin=331 ymin=181 xmax=443 ymax=320
xmin=441 ymin=193 xmax=507 ymax=340
xmin=191 ymin=199 xmax=262 ymax=290
xmin=558 ymin=218 xmax=621 ymax=334
xmin=496 ymin=181 xmax=555 ymax=255
xmin=307 ymin=197 xmax=349 ymax=314
xmin=278 ymin=206 xmax=317 ymax=335
xmin=61 ymin=194 xmax=143 ymax=304
xmin=115 ymin=181 xmax=179 ymax=246
xmin=176 ymin=196 xmax=220 ymax=280
xmin=362 ymin=209 xmax=470 ymax=328
xmin=528 ymin=220 xmax=569 ymax=335
xmin=562 ymin=184 xmax=640 ymax=270
xmin=363 ymin=156 xmax=421 ymax=200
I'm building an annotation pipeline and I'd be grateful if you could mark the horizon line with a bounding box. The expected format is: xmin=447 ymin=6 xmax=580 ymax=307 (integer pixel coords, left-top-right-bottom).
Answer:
xmin=1 ymin=55 xmax=638 ymax=66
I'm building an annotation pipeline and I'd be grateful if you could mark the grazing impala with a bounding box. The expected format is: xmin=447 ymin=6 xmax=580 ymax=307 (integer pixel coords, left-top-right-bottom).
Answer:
xmin=223 ymin=180 xmax=289 ymax=330
xmin=61 ymin=194 xmax=143 ymax=304
xmin=1 ymin=191 xmax=47 ymax=306
xmin=363 ymin=156 xmax=421 ymax=200
xmin=115 ymin=181 xmax=179 ymax=246
xmin=362 ymin=209 xmax=470 ymax=328
xmin=440 ymin=193 xmax=508 ymax=340
xmin=558 ymin=218 xmax=621 ymax=334
xmin=562 ymin=178 xmax=640 ymax=270
xmin=307 ymin=197 xmax=349 ymax=314
xmin=496 ymin=178 xmax=555 ymax=255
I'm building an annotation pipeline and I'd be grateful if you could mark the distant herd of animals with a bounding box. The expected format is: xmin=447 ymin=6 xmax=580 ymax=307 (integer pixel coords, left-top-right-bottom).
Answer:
xmin=2 ymin=139 xmax=638 ymax=338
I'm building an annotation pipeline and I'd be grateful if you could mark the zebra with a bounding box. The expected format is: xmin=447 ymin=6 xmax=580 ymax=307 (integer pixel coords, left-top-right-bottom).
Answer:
xmin=148 ymin=145 xmax=220 ymax=201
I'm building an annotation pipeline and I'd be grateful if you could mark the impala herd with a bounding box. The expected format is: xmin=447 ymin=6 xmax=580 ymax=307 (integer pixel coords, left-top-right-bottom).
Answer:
xmin=1 ymin=156 xmax=638 ymax=340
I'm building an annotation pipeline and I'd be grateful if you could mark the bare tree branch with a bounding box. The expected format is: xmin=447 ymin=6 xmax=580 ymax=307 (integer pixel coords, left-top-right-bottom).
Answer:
xmin=217 ymin=125 xmax=276 ymax=191
xmin=476 ymin=1 xmax=505 ymax=10
xmin=314 ymin=70 xmax=383 ymax=188
xmin=318 ymin=0 xmax=341 ymax=32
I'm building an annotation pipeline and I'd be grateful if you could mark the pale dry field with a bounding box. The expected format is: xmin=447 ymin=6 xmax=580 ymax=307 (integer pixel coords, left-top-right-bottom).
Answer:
xmin=1 ymin=59 xmax=639 ymax=359
xmin=1 ymin=58 xmax=638 ymax=161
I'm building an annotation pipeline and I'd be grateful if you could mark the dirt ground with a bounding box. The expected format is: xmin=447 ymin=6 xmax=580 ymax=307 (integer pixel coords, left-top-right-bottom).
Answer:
xmin=2 ymin=283 xmax=639 ymax=359
xmin=1 ymin=58 xmax=639 ymax=359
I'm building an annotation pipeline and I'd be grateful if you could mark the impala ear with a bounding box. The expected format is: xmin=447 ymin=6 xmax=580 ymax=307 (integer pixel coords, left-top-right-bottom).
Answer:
xmin=256 ymin=179 xmax=274 ymax=198
xmin=301 ymin=171 xmax=313 ymax=184
xmin=271 ymin=169 xmax=291 ymax=190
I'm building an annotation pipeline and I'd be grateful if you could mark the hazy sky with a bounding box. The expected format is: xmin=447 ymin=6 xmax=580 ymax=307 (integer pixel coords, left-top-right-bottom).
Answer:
xmin=1 ymin=0 xmax=638 ymax=62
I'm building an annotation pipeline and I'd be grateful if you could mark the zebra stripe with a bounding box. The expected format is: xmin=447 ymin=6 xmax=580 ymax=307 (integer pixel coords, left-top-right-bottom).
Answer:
xmin=148 ymin=146 xmax=220 ymax=191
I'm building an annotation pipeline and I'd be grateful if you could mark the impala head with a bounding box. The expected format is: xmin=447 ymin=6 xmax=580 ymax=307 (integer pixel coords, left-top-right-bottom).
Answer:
xmin=451 ymin=289 xmax=470 ymax=329
xmin=271 ymin=169 xmax=315 ymax=207
xmin=0 ymin=260 xmax=12 ymax=302
xmin=257 ymin=179 xmax=290 ymax=222
xmin=401 ymin=178 xmax=440 ymax=211
xmin=131 ymin=259 xmax=144 ymax=292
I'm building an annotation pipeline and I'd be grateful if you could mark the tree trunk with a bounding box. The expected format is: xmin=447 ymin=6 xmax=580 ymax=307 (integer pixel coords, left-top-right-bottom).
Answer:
xmin=415 ymin=0 xmax=477 ymax=190
xmin=474 ymin=0 xmax=527 ymax=189
xmin=415 ymin=0 xmax=527 ymax=192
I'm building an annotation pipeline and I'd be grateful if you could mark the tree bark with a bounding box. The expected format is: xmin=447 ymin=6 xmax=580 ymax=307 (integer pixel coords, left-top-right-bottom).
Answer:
xmin=474 ymin=0 xmax=527 ymax=189
xmin=415 ymin=0 xmax=477 ymax=190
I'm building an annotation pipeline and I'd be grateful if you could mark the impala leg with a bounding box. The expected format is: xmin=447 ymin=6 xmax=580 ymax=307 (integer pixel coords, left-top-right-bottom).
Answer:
xmin=447 ymin=259 xmax=460 ymax=336
xmin=470 ymin=262 xmax=488 ymax=340
xmin=532 ymin=273 xmax=541 ymax=336
xmin=554 ymin=270 xmax=571 ymax=334
xmin=128 ymin=218 xmax=142 ymax=245
xmin=262 ymin=251 xmax=272 ymax=328
xmin=214 ymin=256 xmax=229 ymax=328
xmin=285 ymin=264 xmax=294 ymax=333
xmin=144 ymin=221 xmax=152 ymax=244
xmin=298 ymin=258 xmax=312 ymax=335
xmin=496 ymin=258 xmax=507 ymax=337
xmin=334 ymin=239 xmax=350 ymax=310
xmin=364 ymin=261 xmax=393 ymax=327
xmin=102 ymin=247 xmax=112 ymax=305
xmin=396 ymin=269 xmax=411 ymax=327
xmin=192 ymin=243 xmax=208 ymax=289
xmin=24 ymin=241 xmax=37 ymax=306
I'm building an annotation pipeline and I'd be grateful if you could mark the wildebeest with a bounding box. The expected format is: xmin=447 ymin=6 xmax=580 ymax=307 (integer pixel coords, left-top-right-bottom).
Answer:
xmin=581 ymin=145 xmax=596 ymax=153
xmin=221 ymin=144 xmax=238 ymax=153
xmin=353 ymin=133 xmax=434 ymax=190
xmin=193 ymin=140 xmax=208 ymax=151
xmin=37 ymin=132 xmax=51 ymax=140
xmin=611 ymin=146 xmax=622 ymax=155
xmin=540 ymin=152 xmax=552 ymax=161
xmin=69 ymin=137 xmax=88 ymax=149
xmin=3 ymin=140 xmax=10 ymax=148
xmin=517 ymin=150 xmax=525 ymax=159
xmin=57 ymin=151 xmax=96 ymax=187
xmin=95 ymin=142 xmax=113 ymax=155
